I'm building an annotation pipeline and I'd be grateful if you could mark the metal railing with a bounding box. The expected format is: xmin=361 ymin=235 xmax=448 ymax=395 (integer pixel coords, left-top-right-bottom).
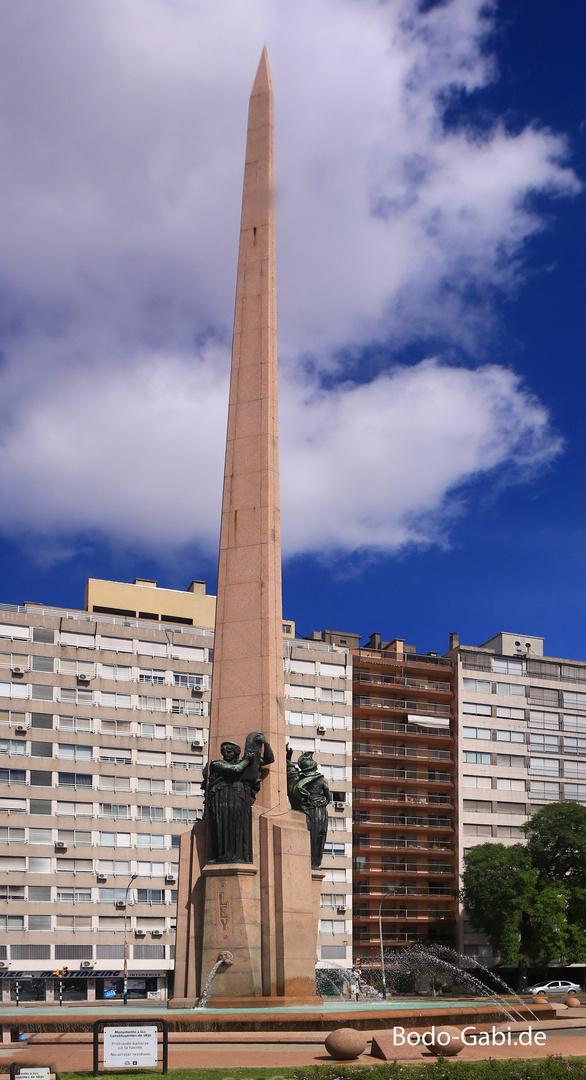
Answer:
xmin=354 ymin=766 xmax=452 ymax=784
xmin=353 ymin=742 xmax=452 ymax=761
xmin=355 ymin=649 xmax=453 ymax=669
xmin=354 ymin=696 xmax=450 ymax=715
xmin=355 ymin=672 xmax=452 ymax=693
xmin=354 ymin=718 xmax=452 ymax=737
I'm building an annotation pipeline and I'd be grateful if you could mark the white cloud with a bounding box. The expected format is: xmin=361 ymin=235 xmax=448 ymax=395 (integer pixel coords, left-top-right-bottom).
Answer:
xmin=0 ymin=0 xmax=576 ymax=559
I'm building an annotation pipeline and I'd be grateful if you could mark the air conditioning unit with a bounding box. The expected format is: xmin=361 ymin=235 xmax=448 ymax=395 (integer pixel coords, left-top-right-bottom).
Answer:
xmin=11 ymin=666 xmax=25 ymax=675
xmin=191 ymin=687 xmax=203 ymax=696
xmin=78 ymin=674 xmax=93 ymax=683
xmin=135 ymin=930 xmax=146 ymax=938
xmin=97 ymin=874 xmax=107 ymax=883
xmin=337 ymin=906 xmax=347 ymax=914
xmin=81 ymin=960 xmax=94 ymax=968
xmin=165 ymin=875 xmax=176 ymax=884
xmin=115 ymin=900 xmax=126 ymax=910
xmin=317 ymin=726 xmax=326 ymax=735
xmin=191 ymin=740 xmax=203 ymax=750
xmin=55 ymin=842 xmax=67 ymax=852
xmin=151 ymin=930 xmax=163 ymax=938
xmin=0 ymin=961 xmax=8 ymax=969
xmin=14 ymin=725 xmax=27 ymax=735
xmin=334 ymin=802 xmax=345 ymax=812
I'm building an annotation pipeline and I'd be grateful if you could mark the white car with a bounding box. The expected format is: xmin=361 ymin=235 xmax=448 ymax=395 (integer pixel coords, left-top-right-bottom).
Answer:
xmin=527 ymin=979 xmax=581 ymax=995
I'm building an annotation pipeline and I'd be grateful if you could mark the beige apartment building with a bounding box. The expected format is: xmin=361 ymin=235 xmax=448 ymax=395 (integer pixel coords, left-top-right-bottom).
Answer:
xmin=449 ymin=630 xmax=586 ymax=964
xmin=0 ymin=578 xmax=353 ymax=1001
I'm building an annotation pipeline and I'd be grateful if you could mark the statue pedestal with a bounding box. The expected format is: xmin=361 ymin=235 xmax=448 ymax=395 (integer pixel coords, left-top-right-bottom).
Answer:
xmin=201 ymin=863 xmax=262 ymax=1000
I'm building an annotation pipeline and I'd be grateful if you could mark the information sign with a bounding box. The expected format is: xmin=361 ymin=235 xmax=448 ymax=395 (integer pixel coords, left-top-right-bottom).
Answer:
xmin=103 ymin=1027 xmax=158 ymax=1068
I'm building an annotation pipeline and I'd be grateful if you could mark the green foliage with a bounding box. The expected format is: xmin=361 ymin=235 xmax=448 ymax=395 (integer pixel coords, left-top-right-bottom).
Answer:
xmin=461 ymin=804 xmax=586 ymax=969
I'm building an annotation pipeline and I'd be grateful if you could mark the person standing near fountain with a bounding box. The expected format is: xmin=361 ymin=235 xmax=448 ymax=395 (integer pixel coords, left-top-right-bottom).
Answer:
xmin=286 ymin=745 xmax=330 ymax=869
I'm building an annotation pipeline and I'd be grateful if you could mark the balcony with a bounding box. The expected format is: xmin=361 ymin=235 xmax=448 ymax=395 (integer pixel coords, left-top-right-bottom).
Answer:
xmin=355 ymin=649 xmax=453 ymax=671
xmin=353 ymin=742 xmax=452 ymax=761
xmin=353 ymin=789 xmax=453 ymax=806
xmin=350 ymin=831 xmax=452 ymax=852
xmin=354 ymin=908 xmax=453 ymax=920
xmin=355 ymin=672 xmax=452 ymax=694
xmin=354 ymin=696 xmax=450 ymax=715
xmin=353 ymin=766 xmax=452 ymax=784
xmin=353 ymin=885 xmax=453 ymax=897
xmin=354 ymin=718 xmax=453 ymax=739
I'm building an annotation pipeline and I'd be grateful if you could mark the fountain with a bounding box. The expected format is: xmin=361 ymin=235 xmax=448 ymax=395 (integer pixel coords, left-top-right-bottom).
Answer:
xmin=195 ymin=952 xmax=234 ymax=1009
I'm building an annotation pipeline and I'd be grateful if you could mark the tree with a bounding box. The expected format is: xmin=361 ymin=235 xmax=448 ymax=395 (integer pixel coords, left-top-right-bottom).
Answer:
xmin=460 ymin=842 xmax=584 ymax=986
xmin=525 ymin=802 xmax=586 ymax=886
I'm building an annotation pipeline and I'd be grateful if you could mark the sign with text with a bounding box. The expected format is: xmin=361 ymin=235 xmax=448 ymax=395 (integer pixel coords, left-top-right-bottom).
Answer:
xmin=103 ymin=1027 xmax=158 ymax=1068
xmin=10 ymin=1069 xmax=51 ymax=1080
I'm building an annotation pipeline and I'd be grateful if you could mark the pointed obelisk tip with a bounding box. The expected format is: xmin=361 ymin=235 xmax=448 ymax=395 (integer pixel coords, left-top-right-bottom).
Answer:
xmin=251 ymin=45 xmax=272 ymax=95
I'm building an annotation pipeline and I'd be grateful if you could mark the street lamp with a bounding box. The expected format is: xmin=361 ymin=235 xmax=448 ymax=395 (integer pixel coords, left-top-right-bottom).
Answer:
xmin=378 ymin=890 xmax=394 ymax=1000
xmin=123 ymin=873 xmax=137 ymax=1006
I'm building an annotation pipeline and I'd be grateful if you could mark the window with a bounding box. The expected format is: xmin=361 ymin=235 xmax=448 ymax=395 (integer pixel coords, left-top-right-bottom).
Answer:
xmin=563 ymin=691 xmax=586 ymax=710
xmin=529 ymin=710 xmax=559 ymax=730
xmin=319 ymin=919 xmax=346 ymax=933
xmin=0 ymin=884 xmax=25 ymax=900
xmin=0 ymin=768 xmax=27 ymax=783
xmin=100 ymin=719 xmax=131 ymax=736
xmin=328 ymin=817 xmax=348 ymax=831
xmin=137 ymin=640 xmax=167 ymax=658
xmin=287 ymin=685 xmax=316 ymax=700
xmin=101 ymin=636 xmax=133 ymax=653
xmin=32 ymin=655 xmax=54 ymax=673
xmin=136 ymin=889 xmax=165 ymax=904
xmin=564 ymin=783 xmax=586 ymax=802
xmin=286 ymin=711 xmax=316 ymax=728
xmin=320 ymin=894 xmax=346 ymax=907
xmin=529 ymin=781 xmax=559 ymax=800
xmin=58 ymin=715 xmax=92 ymax=733
xmin=59 ymin=631 xmax=95 ymax=649
xmin=140 ymin=723 xmax=167 ymax=738
xmin=496 ymin=682 xmax=525 ymax=697
xmin=496 ymin=730 xmax=524 ymax=742
xmin=98 ymin=915 xmax=125 ymax=928
xmin=319 ymin=739 xmax=346 ymax=755
xmin=136 ymin=834 xmax=165 ymax=850
xmin=56 ymin=858 xmax=92 ymax=873
xmin=31 ymin=684 xmax=54 ymax=701
xmin=496 ymin=707 xmax=525 ymax=720
xmin=462 ymin=678 xmax=491 ymax=693
xmin=138 ymin=806 xmax=166 ymax=822
xmin=171 ymin=808 xmax=197 ymax=823
xmin=529 ymin=756 xmax=559 ymax=775
xmin=463 ymin=751 xmax=491 ymax=764
xmin=55 ymin=801 xmax=92 ymax=816
xmin=137 ymin=778 xmax=166 ymax=794
xmin=563 ymin=716 xmax=586 ymax=734
xmin=462 ymin=702 xmax=491 ymax=716
xmin=530 ymin=734 xmax=559 ymax=752
xmin=0 ymin=796 xmax=27 ymax=812
xmin=100 ymin=804 xmax=130 ymax=819
xmin=496 ymin=800 xmax=527 ymax=814
xmin=98 ymin=746 xmax=131 ymax=764
xmin=99 ymin=776 xmax=131 ymax=792
xmin=56 ymin=888 xmax=91 ymax=902
xmin=462 ymin=726 xmax=491 ymax=740
xmin=323 ymin=842 xmax=346 ymax=857
xmin=171 ymin=699 xmax=205 ymax=716
xmin=100 ymin=692 xmax=132 ymax=709
xmin=171 ymin=726 xmax=204 ymax=741
xmin=0 ymin=914 xmax=25 ymax=930
xmin=287 ymin=659 xmax=316 ymax=676
xmin=170 ymin=753 xmax=202 ymax=768
xmin=58 ymin=744 xmax=92 ymax=761
xmin=497 ymin=778 xmax=525 ymax=791
xmin=0 ymin=854 xmax=26 ymax=871
xmin=57 ymin=830 xmax=92 ymax=846
xmin=98 ymin=831 xmax=131 ymax=847
xmin=496 ymin=754 xmax=525 ymax=768
xmin=56 ymin=915 xmax=92 ymax=930
xmin=497 ymin=825 xmax=525 ymax=837
xmin=138 ymin=696 xmax=166 ymax=712
xmin=169 ymin=644 xmax=204 ymax=662
xmin=463 ymin=823 xmax=492 ymax=836
xmin=463 ymin=775 xmax=491 ymax=789
xmin=171 ymin=780 xmax=193 ymax=796
xmin=29 ymin=828 xmax=52 ymax=843
xmin=0 ymin=682 xmax=28 ymax=699
xmin=463 ymin=799 xmax=492 ymax=812
xmin=140 ymin=669 xmax=166 ymax=685
xmin=563 ymin=737 xmax=586 ymax=756
xmin=0 ymin=739 xmax=26 ymax=755
xmin=0 ymin=826 xmax=25 ymax=843
xmin=31 ymin=712 xmax=53 ymax=729
xmin=30 ymin=741 xmax=52 ymax=758
xmin=137 ymin=749 xmax=166 ymax=766
xmin=494 ymin=658 xmax=523 ymax=675
xmin=529 ymin=686 xmax=560 ymax=706
xmin=0 ymin=623 xmax=30 ymax=641
xmin=29 ymin=857 xmax=51 ymax=873
xmin=563 ymin=761 xmax=586 ymax=779
xmin=288 ymin=737 xmax=315 ymax=752
xmin=97 ymin=860 xmax=131 ymax=875
xmin=100 ymin=664 xmax=132 ymax=681
xmin=323 ymin=868 xmax=347 ymax=882
xmin=57 ymin=772 xmax=92 ymax=789
xmin=321 ymin=765 xmax=347 ymax=780
xmin=320 ymin=662 xmax=346 ymax=678
xmin=319 ymin=688 xmax=345 ymax=703
xmin=29 ymin=885 xmax=51 ymax=901
xmin=137 ymin=861 xmax=165 ymax=877
xmin=59 ymin=687 xmax=92 ymax=705
xmin=59 ymin=659 xmax=94 ymax=677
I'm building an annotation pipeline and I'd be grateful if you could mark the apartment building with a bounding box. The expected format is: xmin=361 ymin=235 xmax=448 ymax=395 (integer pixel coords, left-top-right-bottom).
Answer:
xmin=307 ymin=631 xmax=458 ymax=966
xmin=0 ymin=579 xmax=354 ymax=1000
xmin=449 ymin=630 xmax=586 ymax=963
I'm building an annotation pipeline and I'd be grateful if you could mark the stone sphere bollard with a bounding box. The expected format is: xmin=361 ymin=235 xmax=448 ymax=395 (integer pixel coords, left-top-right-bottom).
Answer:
xmin=425 ymin=1026 xmax=463 ymax=1056
xmin=565 ymin=996 xmax=581 ymax=1007
xmin=325 ymin=1027 xmax=367 ymax=1060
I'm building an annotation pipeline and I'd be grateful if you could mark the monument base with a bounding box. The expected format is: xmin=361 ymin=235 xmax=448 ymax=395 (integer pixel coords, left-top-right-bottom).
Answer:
xmin=172 ymin=994 xmax=324 ymax=1010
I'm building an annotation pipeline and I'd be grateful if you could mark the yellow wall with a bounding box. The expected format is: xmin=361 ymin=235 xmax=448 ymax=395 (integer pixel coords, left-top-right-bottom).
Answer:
xmin=85 ymin=578 xmax=216 ymax=629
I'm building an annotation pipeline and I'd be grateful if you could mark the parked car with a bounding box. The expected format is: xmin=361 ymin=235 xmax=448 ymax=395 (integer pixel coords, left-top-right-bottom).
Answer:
xmin=527 ymin=979 xmax=581 ymax=995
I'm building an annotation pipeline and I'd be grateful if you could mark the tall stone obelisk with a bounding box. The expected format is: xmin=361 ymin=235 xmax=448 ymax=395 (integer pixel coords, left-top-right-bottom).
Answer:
xmin=172 ymin=50 xmax=323 ymax=1009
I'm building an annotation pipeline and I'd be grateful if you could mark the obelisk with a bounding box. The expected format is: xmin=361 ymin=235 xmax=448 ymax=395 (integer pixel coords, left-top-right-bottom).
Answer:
xmin=172 ymin=50 xmax=323 ymax=1008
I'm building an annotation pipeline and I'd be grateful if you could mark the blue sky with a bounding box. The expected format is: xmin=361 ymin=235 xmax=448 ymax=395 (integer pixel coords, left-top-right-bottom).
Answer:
xmin=0 ymin=0 xmax=585 ymax=659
